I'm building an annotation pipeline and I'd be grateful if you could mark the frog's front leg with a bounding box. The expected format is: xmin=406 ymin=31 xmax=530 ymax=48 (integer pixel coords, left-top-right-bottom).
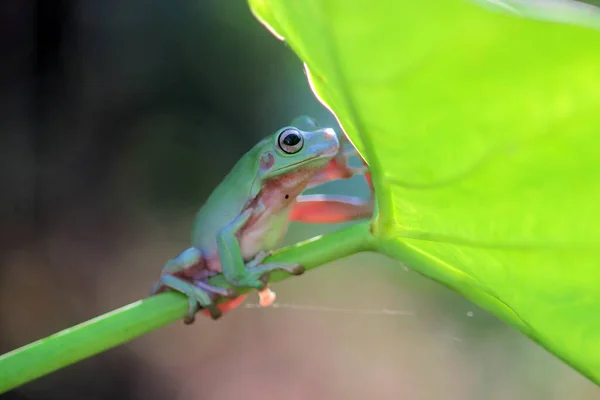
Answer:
xmin=294 ymin=146 xmax=374 ymax=223
xmin=306 ymin=145 xmax=368 ymax=189
xmin=217 ymin=209 xmax=305 ymax=291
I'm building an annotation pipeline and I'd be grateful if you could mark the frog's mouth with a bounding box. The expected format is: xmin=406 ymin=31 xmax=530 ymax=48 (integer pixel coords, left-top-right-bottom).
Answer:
xmin=320 ymin=146 xmax=338 ymax=158
xmin=275 ymin=147 xmax=340 ymax=176
xmin=272 ymin=155 xmax=322 ymax=175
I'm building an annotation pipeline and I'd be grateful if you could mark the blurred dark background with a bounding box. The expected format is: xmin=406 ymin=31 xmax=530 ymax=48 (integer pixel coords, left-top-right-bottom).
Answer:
xmin=0 ymin=1 xmax=598 ymax=399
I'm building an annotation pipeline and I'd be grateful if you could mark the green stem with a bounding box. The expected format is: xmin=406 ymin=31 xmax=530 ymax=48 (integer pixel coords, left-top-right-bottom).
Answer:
xmin=0 ymin=222 xmax=373 ymax=394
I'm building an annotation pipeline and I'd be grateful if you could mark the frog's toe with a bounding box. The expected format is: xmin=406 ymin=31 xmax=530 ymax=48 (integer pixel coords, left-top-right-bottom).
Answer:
xmin=193 ymin=280 xmax=235 ymax=297
xmin=204 ymin=303 xmax=222 ymax=321
xmin=269 ymin=263 xmax=305 ymax=276
xmin=184 ymin=298 xmax=200 ymax=324
xmin=156 ymin=274 xmax=222 ymax=323
xmin=246 ymin=250 xmax=272 ymax=268
xmin=283 ymin=263 xmax=305 ymax=276
xmin=149 ymin=281 xmax=163 ymax=296
xmin=244 ymin=263 xmax=305 ymax=288
xmin=224 ymin=262 xmax=305 ymax=293
xmin=250 ymin=276 xmax=269 ymax=291
xmin=184 ymin=295 xmax=222 ymax=323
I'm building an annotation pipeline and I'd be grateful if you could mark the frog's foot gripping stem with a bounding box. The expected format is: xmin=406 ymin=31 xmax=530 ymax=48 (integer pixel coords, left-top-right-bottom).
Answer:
xmin=154 ymin=274 xmax=231 ymax=323
xmin=151 ymin=247 xmax=234 ymax=323
xmin=242 ymin=251 xmax=289 ymax=308
xmin=227 ymin=261 xmax=305 ymax=291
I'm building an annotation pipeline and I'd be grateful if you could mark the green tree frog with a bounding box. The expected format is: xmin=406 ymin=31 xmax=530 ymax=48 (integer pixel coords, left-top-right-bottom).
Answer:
xmin=151 ymin=116 xmax=372 ymax=323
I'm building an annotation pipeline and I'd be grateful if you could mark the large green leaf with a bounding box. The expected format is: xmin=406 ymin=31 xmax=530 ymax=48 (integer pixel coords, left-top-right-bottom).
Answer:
xmin=249 ymin=0 xmax=600 ymax=383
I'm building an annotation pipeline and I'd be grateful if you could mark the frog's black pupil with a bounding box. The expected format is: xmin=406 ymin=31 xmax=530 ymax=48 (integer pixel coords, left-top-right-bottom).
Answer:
xmin=283 ymin=133 xmax=301 ymax=146
xmin=285 ymin=194 xmax=289 ymax=199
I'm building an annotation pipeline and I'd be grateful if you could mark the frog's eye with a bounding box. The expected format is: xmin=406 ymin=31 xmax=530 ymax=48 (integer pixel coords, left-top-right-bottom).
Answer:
xmin=278 ymin=129 xmax=304 ymax=154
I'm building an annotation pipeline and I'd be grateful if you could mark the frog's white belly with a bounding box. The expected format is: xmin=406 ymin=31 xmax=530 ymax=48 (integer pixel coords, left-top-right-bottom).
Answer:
xmin=238 ymin=208 xmax=291 ymax=261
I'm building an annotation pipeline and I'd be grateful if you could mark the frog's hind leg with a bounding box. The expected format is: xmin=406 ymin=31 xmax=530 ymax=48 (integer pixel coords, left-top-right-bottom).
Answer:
xmin=150 ymin=247 xmax=202 ymax=295
xmin=292 ymin=147 xmax=374 ymax=224
xmin=157 ymin=274 xmax=222 ymax=323
xmin=151 ymin=247 xmax=232 ymax=322
xmin=290 ymin=194 xmax=373 ymax=224
xmin=305 ymin=143 xmax=368 ymax=189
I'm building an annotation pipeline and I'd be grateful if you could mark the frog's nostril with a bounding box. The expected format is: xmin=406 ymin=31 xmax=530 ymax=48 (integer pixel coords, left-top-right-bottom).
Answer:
xmin=323 ymin=128 xmax=337 ymax=141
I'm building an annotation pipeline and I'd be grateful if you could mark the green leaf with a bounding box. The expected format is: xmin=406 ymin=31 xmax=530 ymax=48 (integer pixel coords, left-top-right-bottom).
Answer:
xmin=249 ymin=0 xmax=600 ymax=383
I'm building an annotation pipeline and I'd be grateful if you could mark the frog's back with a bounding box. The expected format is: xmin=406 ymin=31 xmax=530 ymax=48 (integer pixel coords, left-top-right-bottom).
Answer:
xmin=191 ymin=143 xmax=262 ymax=251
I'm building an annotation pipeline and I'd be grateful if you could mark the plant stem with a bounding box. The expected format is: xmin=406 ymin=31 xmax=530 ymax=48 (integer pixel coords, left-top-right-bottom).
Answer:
xmin=0 ymin=221 xmax=373 ymax=394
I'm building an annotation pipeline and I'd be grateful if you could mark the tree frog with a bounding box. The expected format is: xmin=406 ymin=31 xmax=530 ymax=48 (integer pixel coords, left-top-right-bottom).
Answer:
xmin=151 ymin=116 xmax=372 ymax=323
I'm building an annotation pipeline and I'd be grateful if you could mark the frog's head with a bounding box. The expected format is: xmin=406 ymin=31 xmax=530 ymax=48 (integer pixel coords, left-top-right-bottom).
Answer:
xmin=258 ymin=116 xmax=339 ymax=180
xmin=289 ymin=115 xmax=320 ymax=131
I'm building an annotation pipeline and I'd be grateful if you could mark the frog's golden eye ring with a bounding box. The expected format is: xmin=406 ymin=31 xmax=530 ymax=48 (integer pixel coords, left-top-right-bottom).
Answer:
xmin=278 ymin=129 xmax=304 ymax=154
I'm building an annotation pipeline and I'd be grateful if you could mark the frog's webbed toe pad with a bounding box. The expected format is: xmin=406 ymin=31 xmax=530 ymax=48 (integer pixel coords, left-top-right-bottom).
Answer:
xmin=184 ymin=301 xmax=222 ymax=324
xmin=246 ymin=250 xmax=274 ymax=268
xmin=193 ymin=280 xmax=235 ymax=298
xmin=184 ymin=296 xmax=222 ymax=323
xmin=149 ymin=281 xmax=165 ymax=296
xmin=277 ymin=263 xmax=305 ymax=276
xmin=247 ymin=262 xmax=305 ymax=284
xmin=154 ymin=274 xmax=224 ymax=323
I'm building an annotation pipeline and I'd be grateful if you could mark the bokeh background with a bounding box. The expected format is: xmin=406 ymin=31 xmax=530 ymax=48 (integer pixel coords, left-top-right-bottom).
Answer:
xmin=1 ymin=1 xmax=599 ymax=399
